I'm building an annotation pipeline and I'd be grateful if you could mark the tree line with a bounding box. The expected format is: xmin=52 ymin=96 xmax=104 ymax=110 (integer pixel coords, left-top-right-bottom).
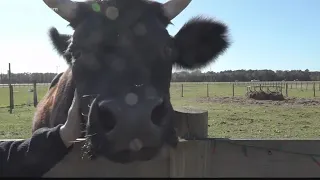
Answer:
xmin=0 ymin=69 xmax=319 ymax=84
xmin=172 ymin=69 xmax=320 ymax=82
xmin=0 ymin=72 xmax=58 ymax=84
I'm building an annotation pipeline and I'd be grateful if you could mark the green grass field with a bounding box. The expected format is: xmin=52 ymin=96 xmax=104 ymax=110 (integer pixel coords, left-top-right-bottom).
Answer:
xmin=1 ymin=82 xmax=320 ymax=139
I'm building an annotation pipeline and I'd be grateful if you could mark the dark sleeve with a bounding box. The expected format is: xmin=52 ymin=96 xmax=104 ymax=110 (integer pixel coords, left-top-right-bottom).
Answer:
xmin=0 ymin=124 xmax=74 ymax=177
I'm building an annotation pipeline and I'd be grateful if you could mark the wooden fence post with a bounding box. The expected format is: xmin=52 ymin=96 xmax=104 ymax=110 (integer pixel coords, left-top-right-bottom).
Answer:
xmin=8 ymin=63 xmax=14 ymax=114
xmin=181 ymin=84 xmax=184 ymax=97
xmin=313 ymin=83 xmax=316 ymax=97
xmin=170 ymin=107 xmax=208 ymax=177
xmin=9 ymin=85 xmax=14 ymax=114
xmin=285 ymin=83 xmax=288 ymax=97
xmin=33 ymin=81 xmax=38 ymax=107
xmin=232 ymin=84 xmax=235 ymax=97
xmin=206 ymin=84 xmax=209 ymax=97
xmin=172 ymin=107 xmax=208 ymax=139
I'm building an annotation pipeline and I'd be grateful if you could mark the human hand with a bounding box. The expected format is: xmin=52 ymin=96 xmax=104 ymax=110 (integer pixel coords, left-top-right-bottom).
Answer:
xmin=59 ymin=90 xmax=82 ymax=148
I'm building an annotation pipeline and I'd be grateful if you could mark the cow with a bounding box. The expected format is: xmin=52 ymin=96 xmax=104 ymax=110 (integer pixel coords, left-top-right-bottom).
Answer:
xmin=32 ymin=0 xmax=231 ymax=164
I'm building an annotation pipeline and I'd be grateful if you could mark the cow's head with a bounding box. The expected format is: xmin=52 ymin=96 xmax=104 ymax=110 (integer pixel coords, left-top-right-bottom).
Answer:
xmin=44 ymin=0 xmax=230 ymax=163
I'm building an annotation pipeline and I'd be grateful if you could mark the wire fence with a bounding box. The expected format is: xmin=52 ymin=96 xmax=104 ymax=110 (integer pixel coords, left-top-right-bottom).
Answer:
xmin=0 ymin=81 xmax=319 ymax=110
xmin=170 ymin=81 xmax=320 ymax=98
xmin=0 ymin=83 xmax=50 ymax=110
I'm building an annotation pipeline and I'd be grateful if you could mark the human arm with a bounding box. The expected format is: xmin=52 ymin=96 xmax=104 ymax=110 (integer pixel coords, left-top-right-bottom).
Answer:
xmin=0 ymin=91 xmax=81 ymax=177
xmin=0 ymin=125 xmax=72 ymax=177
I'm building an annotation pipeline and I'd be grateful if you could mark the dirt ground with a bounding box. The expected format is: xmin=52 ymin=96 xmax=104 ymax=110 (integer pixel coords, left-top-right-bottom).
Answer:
xmin=193 ymin=96 xmax=320 ymax=107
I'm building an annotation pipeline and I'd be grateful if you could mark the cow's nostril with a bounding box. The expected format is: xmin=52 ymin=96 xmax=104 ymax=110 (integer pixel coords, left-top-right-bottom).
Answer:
xmin=99 ymin=108 xmax=116 ymax=132
xmin=151 ymin=99 xmax=167 ymax=126
xmin=98 ymin=101 xmax=117 ymax=132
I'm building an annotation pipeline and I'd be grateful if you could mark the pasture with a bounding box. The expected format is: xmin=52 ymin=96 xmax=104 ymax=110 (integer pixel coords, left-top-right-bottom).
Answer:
xmin=1 ymin=82 xmax=320 ymax=139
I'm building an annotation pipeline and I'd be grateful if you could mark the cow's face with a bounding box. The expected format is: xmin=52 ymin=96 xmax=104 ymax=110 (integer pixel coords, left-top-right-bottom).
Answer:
xmin=45 ymin=0 xmax=230 ymax=164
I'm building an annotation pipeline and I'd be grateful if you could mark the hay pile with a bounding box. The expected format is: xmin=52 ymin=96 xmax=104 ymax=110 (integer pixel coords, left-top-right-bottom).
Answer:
xmin=246 ymin=90 xmax=285 ymax=101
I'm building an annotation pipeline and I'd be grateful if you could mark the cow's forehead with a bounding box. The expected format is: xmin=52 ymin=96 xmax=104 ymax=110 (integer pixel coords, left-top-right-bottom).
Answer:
xmin=71 ymin=0 xmax=167 ymax=38
xmin=71 ymin=0 xmax=169 ymax=46
xmin=82 ymin=0 xmax=163 ymax=19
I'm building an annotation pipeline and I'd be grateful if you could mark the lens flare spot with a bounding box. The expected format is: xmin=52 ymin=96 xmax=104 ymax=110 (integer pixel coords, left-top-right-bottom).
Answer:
xmin=92 ymin=3 xmax=101 ymax=12
xmin=105 ymin=6 xmax=119 ymax=20
xmin=129 ymin=138 xmax=143 ymax=152
xmin=125 ymin=93 xmax=138 ymax=106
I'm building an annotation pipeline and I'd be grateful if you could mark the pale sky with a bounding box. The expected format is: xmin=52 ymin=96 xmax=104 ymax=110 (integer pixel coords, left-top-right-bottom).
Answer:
xmin=0 ymin=0 xmax=319 ymax=74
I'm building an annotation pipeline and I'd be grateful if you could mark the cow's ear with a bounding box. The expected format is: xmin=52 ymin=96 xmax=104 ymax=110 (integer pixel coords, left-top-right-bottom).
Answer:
xmin=172 ymin=16 xmax=230 ymax=69
xmin=48 ymin=27 xmax=73 ymax=65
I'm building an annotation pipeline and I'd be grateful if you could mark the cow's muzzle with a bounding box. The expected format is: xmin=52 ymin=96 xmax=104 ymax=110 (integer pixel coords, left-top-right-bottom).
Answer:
xmin=84 ymin=94 xmax=176 ymax=163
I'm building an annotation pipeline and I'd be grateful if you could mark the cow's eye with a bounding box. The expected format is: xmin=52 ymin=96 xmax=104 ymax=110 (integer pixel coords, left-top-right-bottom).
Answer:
xmin=163 ymin=40 xmax=175 ymax=59
xmin=164 ymin=46 xmax=173 ymax=57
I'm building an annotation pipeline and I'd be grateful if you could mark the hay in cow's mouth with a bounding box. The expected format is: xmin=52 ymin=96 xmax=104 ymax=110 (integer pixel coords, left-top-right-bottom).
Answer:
xmin=80 ymin=137 xmax=161 ymax=163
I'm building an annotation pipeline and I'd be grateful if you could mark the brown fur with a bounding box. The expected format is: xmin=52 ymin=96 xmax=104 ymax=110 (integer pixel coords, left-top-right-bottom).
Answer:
xmin=32 ymin=68 xmax=76 ymax=133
